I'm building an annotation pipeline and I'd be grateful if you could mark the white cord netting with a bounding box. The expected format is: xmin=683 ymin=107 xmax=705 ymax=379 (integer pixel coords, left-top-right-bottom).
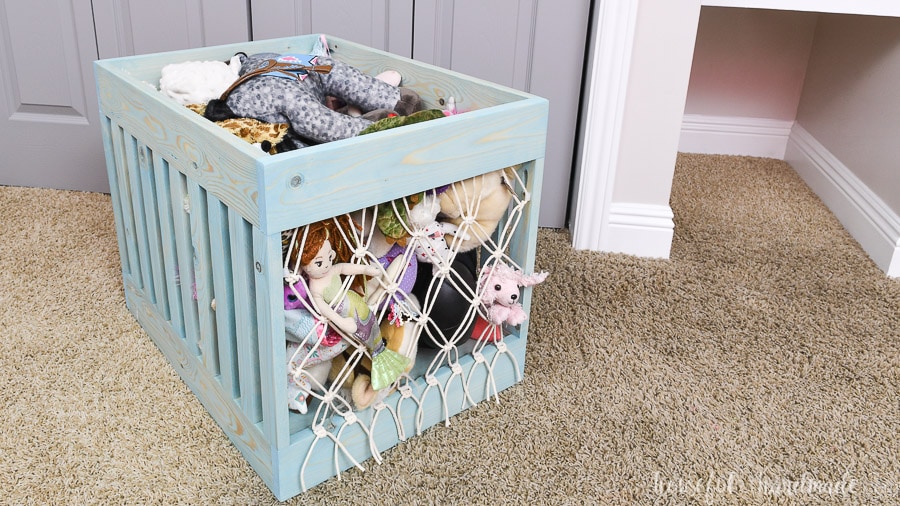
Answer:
xmin=280 ymin=166 xmax=533 ymax=489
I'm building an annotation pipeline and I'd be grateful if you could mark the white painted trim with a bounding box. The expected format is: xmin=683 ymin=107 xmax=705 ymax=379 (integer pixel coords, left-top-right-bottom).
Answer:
xmin=785 ymin=124 xmax=900 ymax=277
xmin=602 ymin=203 xmax=675 ymax=259
xmin=700 ymin=0 xmax=900 ymax=17
xmin=570 ymin=0 xmax=639 ymax=251
xmin=679 ymin=114 xmax=794 ymax=159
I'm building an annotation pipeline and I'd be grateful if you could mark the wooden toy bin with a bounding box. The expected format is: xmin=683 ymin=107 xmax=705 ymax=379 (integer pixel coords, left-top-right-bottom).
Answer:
xmin=94 ymin=34 xmax=548 ymax=501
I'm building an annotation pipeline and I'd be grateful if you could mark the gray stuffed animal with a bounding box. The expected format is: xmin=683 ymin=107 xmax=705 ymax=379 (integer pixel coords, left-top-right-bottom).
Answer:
xmin=205 ymin=52 xmax=420 ymax=150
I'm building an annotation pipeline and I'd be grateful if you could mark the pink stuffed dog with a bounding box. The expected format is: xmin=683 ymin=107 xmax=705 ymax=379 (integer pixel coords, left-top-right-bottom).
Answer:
xmin=478 ymin=263 xmax=548 ymax=326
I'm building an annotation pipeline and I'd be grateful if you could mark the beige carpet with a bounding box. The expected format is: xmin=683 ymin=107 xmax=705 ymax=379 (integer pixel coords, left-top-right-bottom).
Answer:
xmin=1 ymin=153 xmax=898 ymax=505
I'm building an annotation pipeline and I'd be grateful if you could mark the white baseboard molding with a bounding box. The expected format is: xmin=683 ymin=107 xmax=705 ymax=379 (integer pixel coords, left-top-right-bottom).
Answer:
xmin=679 ymin=114 xmax=794 ymax=159
xmin=785 ymin=124 xmax=900 ymax=277
xmin=599 ymin=203 xmax=675 ymax=259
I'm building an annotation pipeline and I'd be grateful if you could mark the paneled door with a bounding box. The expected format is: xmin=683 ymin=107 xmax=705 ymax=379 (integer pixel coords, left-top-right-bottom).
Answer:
xmin=253 ymin=0 xmax=591 ymax=227
xmin=0 ymin=0 xmax=250 ymax=193
xmin=0 ymin=0 xmax=107 ymax=191
xmin=413 ymin=0 xmax=591 ymax=228
xmin=250 ymin=0 xmax=415 ymax=57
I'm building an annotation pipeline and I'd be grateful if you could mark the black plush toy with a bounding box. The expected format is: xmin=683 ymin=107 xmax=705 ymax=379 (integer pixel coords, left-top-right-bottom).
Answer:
xmin=412 ymin=249 xmax=478 ymax=349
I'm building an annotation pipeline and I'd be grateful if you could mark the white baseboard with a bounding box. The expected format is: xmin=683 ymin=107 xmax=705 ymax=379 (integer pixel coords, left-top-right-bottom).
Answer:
xmin=600 ymin=203 xmax=674 ymax=259
xmin=785 ymin=124 xmax=900 ymax=277
xmin=679 ymin=114 xmax=794 ymax=159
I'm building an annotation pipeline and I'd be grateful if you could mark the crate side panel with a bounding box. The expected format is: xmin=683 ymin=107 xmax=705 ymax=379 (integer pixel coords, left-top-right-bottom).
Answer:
xmin=169 ymin=169 xmax=202 ymax=357
xmin=95 ymin=65 xmax=263 ymax=228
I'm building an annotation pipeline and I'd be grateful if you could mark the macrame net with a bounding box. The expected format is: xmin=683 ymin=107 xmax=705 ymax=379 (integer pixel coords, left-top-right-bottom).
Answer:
xmin=280 ymin=166 xmax=531 ymax=489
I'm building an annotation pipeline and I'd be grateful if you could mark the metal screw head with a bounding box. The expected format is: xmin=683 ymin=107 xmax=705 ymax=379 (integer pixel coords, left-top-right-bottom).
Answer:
xmin=255 ymin=261 xmax=262 ymax=273
xmin=290 ymin=174 xmax=303 ymax=188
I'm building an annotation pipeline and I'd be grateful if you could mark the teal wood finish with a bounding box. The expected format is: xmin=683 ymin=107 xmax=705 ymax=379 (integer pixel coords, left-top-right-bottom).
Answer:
xmin=96 ymin=34 xmax=547 ymax=501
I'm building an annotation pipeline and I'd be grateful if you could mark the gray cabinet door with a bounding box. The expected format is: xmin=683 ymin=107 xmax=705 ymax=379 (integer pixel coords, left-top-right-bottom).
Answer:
xmin=93 ymin=0 xmax=251 ymax=58
xmin=0 ymin=0 xmax=250 ymax=193
xmin=251 ymin=0 xmax=415 ymax=57
xmin=413 ymin=0 xmax=591 ymax=227
xmin=0 ymin=0 xmax=107 ymax=191
xmin=253 ymin=0 xmax=590 ymax=227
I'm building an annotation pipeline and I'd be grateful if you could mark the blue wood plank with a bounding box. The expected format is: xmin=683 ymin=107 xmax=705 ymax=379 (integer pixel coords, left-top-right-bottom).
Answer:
xmin=153 ymin=153 xmax=186 ymax=339
xmin=229 ymin=209 xmax=262 ymax=422
xmin=207 ymin=195 xmax=239 ymax=399
xmin=109 ymin=122 xmax=140 ymax=284
xmin=253 ymin=229 xmax=291 ymax=450
xmin=124 ymin=135 xmax=156 ymax=300
xmin=99 ymin=116 xmax=131 ymax=284
xmin=508 ymin=159 xmax=545 ymax=343
xmin=258 ymin=98 xmax=548 ymax=234
xmin=188 ymin=180 xmax=220 ymax=374
xmin=138 ymin=143 xmax=169 ymax=318
xmin=169 ymin=169 xmax=201 ymax=357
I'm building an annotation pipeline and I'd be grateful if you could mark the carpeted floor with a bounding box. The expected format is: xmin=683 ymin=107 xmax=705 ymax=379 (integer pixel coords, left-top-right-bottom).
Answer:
xmin=1 ymin=153 xmax=898 ymax=505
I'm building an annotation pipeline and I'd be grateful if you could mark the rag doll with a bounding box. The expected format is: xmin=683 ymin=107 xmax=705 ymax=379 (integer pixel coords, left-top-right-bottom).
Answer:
xmin=205 ymin=52 xmax=421 ymax=148
xmin=292 ymin=217 xmax=410 ymax=392
xmin=284 ymin=280 xmax=348 ymax=413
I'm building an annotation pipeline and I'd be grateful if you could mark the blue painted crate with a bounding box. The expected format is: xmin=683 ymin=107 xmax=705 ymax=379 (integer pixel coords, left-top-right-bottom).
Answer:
xmin=95 ymin=34 xmax=547 ymax=501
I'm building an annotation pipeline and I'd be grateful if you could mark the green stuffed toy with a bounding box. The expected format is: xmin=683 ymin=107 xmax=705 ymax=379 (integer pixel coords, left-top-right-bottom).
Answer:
xmin=359 ymin=109 xmax=445 ymax=135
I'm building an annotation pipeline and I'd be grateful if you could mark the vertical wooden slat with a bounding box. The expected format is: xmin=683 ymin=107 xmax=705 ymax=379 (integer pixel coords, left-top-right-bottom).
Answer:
xmin=123 ymin=135 xmax=155 ymax=298
xmin=207 ymin=194 xmax=238 ymax=396
xmin=169 ymin=169 xmax=202 ymax=356
xmin=99 ymin=116 xmax=131 ymax=281
xmin=138 ymin=144 xmax=169 ymax=318
xmin=188 ymin=180 xmax=220 ymax=374
xmin=230 ymin=209 xmax=261 ymax=420
xmin=153 ymin=154 xmax=186 ymax=339
xmin=110 ymin=125 xmax=140 ymax=283
xmin=253 ymin=228 xmax=290 ymax=449
xmin=507 ymin=159 xmax=543 ymax=341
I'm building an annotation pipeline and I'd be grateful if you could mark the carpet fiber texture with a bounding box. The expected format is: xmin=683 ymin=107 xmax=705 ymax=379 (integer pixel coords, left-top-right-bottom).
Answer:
xmin=1 ymin=153 xmax=898 ymax=505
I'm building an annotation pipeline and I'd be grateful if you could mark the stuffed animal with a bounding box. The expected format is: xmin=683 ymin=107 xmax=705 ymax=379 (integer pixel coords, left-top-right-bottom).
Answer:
xmin=331 ymin=297 xmax=420 ymax=410
xmin=204 ymin=52 xmax=421 ymax=148
xmin=187 ymin=103 xmax=293 ymax=154
xmin=439 ymin=166 xmax=518 ymax=252
xmin=159 ymin=54 xmax=243 ymax=106
xmin=406 ymin=193 xmax=469 ymax=273
xmin=284 ymin=282 xmax=349 ymax=414
xmin=478 ymin=263 xmax=548 ymax=327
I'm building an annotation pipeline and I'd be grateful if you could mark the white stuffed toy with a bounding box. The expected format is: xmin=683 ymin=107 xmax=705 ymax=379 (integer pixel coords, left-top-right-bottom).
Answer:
xmin=159 ymin=54 xmax=242 ymax=106
xmin=407 ymin=194 xmax=468 ymax=273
